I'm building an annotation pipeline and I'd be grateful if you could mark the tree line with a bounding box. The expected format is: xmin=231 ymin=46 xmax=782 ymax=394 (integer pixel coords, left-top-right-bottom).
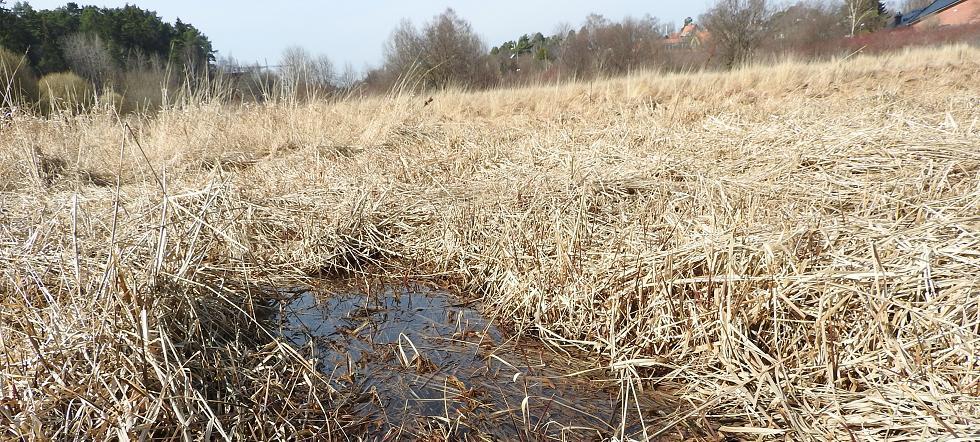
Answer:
xmin=4 ymin=0 xmax=971 ymax=112
xmin=0 ymin=1 xmax=212 ymax=75
xmin=355 ymin=0 xmax=895 ymax=92
xmin=1 ymin=0 xmax=212 ymax=111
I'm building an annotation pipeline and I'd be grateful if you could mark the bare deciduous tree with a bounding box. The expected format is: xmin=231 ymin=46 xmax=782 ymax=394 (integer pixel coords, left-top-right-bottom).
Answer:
xmin=557 ymin=28 xmax=592 ymax=78
xmin=382 ymin=9 xmax=494 ymax=90
xmin=383 ymin=20 xmax=424 ymax=80
xmin=61 ymin=33 xmax=116 ymax=89
xmin=842 ymin=0 xmax=887 ymax=36
xmin=338 ymin=62 xmax=359 ymax=91
xmin=556 ymin=14 xmax=666 ymax=79
xmin=767 ymin=1 xmax=846 ymax=53
xmin=280 ymin=46 xmax=335 ymax=100
xmin=595 ymin=15 xmax=665 ymax=74
xmin=702 ymin=0 xmax=775 ymax=67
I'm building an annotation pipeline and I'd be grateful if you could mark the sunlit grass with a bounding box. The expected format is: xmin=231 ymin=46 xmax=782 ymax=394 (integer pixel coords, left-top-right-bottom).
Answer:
xmin=1 ymin=44 xmax=978 ymax=440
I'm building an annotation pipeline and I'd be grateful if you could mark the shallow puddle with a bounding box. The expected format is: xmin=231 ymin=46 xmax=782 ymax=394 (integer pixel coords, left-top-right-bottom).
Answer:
xmin=273 ymin=282 xmax=645 ymax=439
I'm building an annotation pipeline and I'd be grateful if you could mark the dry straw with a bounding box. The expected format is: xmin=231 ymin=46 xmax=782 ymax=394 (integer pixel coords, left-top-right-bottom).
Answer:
xmin=1 ymin=44 xmax=978 ymax=439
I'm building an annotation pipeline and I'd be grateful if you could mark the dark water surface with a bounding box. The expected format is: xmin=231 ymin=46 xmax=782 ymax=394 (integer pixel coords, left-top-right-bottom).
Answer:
xmin=273 ymin=283 xmax=643 ymax=439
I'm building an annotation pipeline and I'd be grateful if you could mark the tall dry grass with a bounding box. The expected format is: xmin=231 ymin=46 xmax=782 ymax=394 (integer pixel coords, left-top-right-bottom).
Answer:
xmin=1 ymin=44 xmax=978 ymax=439
xmin=0 ymin=48 xmax=37 ymax=107
xmin=38 ymin=72 xmax=94 ymax=113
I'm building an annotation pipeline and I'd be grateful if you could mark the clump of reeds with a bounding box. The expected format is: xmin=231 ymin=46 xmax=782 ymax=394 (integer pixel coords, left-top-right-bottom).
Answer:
xmin=38 ymin=71 xmax=93 ymax=113
xmin=1 ymin=43 xmax=978 ymax=440
xmin=0 ymin=47 xmax=37 ymax=106
xmin=0 ymin=179 xmax=371 ymax=438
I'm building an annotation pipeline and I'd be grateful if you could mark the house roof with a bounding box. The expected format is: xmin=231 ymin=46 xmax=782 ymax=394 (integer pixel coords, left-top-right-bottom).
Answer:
xmin=898 ymin=0 xmax=969 ymax=26
xmin=665 ymin=23 xmax=702 ymax=46
xmin=679 ymin=23 xmax=698 ymax=38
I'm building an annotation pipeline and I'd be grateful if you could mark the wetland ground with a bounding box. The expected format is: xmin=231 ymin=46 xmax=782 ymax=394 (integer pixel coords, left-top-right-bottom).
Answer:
xmin=1 ymin=44 xmax=979 ymax=440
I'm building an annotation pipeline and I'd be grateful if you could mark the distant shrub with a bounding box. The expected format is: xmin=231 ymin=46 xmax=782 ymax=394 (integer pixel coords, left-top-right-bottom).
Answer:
xmin=119 ymin=54 xmax=173 ymax=113
xmin=39 ymin=72 xmax=93 ymax=113
xmin=792 ymin=22 xmax=980 ymax=58
xmin=852 ymin=23 xmax=980 ymax=54
xmin=0 ymin=47 xmax=38 ymax=106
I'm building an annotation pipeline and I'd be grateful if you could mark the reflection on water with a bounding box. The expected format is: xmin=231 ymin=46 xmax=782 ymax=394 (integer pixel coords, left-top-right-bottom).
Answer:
xmin=273 ymin=282 xmax=637 ymax=439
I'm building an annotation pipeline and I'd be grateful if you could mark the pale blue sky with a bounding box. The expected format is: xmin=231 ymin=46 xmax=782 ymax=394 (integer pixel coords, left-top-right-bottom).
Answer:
xmin=21 ymin=1 xmax=715 ymax=70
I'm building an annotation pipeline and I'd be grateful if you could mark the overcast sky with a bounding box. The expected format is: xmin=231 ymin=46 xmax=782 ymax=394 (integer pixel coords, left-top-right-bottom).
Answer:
xmin=22 ymin=1 xmax=716 ymax=70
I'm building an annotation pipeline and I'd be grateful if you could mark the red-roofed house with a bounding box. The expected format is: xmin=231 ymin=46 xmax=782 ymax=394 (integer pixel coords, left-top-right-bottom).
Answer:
xmin=895 ymin=0 xmax=980 ymax=28
xmin=665 ymin=18 xmax=711 ymax=49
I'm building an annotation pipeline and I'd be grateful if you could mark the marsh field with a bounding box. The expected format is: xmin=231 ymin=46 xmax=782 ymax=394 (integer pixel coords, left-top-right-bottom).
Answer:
xmin=1 ymin=45 xmax=979 ymax=440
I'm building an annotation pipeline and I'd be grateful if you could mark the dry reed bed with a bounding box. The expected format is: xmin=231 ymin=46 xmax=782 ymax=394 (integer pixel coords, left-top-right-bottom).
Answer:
xmin=1 ymin=45 xmax=979 ymax=439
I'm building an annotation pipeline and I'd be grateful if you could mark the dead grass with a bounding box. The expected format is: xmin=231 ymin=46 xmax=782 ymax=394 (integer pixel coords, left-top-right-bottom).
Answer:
xmin=1 ymin=44 xmax=979 ymax=440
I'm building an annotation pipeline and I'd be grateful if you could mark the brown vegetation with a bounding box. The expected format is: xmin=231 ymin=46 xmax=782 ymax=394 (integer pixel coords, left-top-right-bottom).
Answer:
xmin=379 ymin=9 xmax=497 ymax=91
xmin=0 ymin=47 xmax=36 ymax=105
xmin=38 ymin=71 xmax=92 ymax=112
xmin=0 ymin=44 xmax=978 ymax=439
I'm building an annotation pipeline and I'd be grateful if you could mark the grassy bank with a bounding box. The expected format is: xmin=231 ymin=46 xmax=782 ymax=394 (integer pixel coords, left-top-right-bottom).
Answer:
xmin=1 ymin=44 xmax=978 ymax=439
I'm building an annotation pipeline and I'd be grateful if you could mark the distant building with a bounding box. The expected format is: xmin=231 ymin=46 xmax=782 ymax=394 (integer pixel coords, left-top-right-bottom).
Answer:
xmin=665 ymin=17 xmax=710 ymax=49
xmin=894 ymin=0 xmax=980 ymax=28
